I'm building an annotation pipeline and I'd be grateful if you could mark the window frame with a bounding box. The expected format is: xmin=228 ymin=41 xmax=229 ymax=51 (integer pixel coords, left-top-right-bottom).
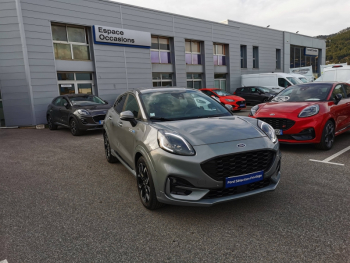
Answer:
xmin=186 ymin=73 xmax=202 ymax=89
xmin=213 ymin=43 xmax=226 ymax=66
xmin=276 ymin=49 xmax=281 ymax=69
xmin=57 ymin=72 xmax=94 ymax=95
xmin=152 ymin=73 xmax=173 ymax=87
xmin=52 ymin=23 xmax=90 ymax=61
xmin=253 ymin=46 xmax=259 ymax=69
xmin=123 ymin=94 xmax=141 ymax=119
xmin=240 ymin=45 xmax=247 ymax=68
xmin=151 ymin=36 xmax=171 ymax=64
xmin=114 ymin=94 xmax=128 ymax=114
xmin=185 ymin=40 xmax=202 ymax=65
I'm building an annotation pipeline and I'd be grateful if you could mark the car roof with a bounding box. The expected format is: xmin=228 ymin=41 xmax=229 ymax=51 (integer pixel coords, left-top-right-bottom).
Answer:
xmin=137 ymin=87 xmax=191 ymax=93
xmin=63 ymin=94 xmax=96 ymax=97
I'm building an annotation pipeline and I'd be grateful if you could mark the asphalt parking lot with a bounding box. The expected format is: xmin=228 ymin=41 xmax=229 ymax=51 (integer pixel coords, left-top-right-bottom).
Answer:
xmin=1 ymin=114 xmax=350 ymax=262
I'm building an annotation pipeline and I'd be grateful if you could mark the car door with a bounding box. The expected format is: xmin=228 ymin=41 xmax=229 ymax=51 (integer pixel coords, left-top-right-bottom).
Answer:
xmin=58 ymin=97 xmax=71 ymax=126
xmin=119 ymin=93 xmax=142 ymax=166
xmin=106 ymin=94 xmax=127 ymax=153
xmin=49 ymin=97 xmax=62 ymax=123
xmin=249 ymin=87 xmax=261 ymax=103
xmin=329 ymin=84 xmax=348 ymax=132
xmin=342 ymin=84 xmax=350 ymax=128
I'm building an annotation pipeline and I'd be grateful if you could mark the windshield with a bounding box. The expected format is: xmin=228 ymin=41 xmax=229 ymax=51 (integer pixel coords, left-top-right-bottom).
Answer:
xmin=272 ymin=84 xmax=332 ymax=102
xmin=299 ymin=78 xmax=308 ymax=83
xmin=140 ymin=90 xmax=231 ymax=121
xmin=258 ymin=87 xmax=275 ymax=93
xmin=70 ymin=95 xmax=106 ymax=106
xmin=212 ymin=90 xmax=232 ymax=96
xmin=286 ymin=77 xmax=299 ymax=85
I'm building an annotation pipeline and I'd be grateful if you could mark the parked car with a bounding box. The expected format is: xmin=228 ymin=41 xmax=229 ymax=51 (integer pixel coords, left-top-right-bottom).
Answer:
xmin=47 ymin=94 xmax=110 ymax=136
xmin=234 ymin=86 xmax=277 ymax=105
xmin=290 ymin=73 xmax=309 ymax=83
xmin=315 ymin=65 xmax=350 ymax=83
xmin=249 ymin=82 xmax=350 ymax=150
xmin=241 ymin=73 xmax=299 ymax=93
xmin=199 ymin=88 xmax=246 ymax=111
xmin=103 ymin=87 xmax=281 ymax=210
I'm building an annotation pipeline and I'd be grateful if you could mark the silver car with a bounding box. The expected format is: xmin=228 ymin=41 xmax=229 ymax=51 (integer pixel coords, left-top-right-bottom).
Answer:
xmin=103 ymin=88 xmax=281 ymax=210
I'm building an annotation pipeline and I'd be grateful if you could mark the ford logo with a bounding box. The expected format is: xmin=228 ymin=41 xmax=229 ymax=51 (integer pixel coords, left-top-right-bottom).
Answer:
xmin=270 ymin=113 xmax=275 ymax=116
xmin=237 ymin=143 xmax=246 ymax=148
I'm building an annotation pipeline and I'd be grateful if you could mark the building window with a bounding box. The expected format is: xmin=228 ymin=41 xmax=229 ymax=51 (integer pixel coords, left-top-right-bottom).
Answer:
xmin=151 ymin=36 xmax=171 ymax=64
xmin=57 ymin=72 xmax=94 ymax=95
xmin=214 ymin=74 xmax=226 ymax=90
xmin=51 ymin=24 xmax=90 ymax=60
xmin=276 ymin=49 xmax=281 ymax=69
xmin=152 ymin=73 xmax=173 ymax=87
xmin=253 ymin=46 xmax=259 ymax=68
xmin=213 ymin=43 xmax=226 ymax=65
xmin=187 ymin=73 xmax=202 ymax=89
xmin=240 ymin=45 xmax=247 ymax=68
xmin=185 ymin=40 xmax=201 ymax=65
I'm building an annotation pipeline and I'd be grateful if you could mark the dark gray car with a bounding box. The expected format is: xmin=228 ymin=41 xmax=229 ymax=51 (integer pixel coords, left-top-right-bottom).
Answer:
xmin=103 ymin=88 xmax=281 ymax=210
xmin=235 ymin=86 xmax=277 ymax=105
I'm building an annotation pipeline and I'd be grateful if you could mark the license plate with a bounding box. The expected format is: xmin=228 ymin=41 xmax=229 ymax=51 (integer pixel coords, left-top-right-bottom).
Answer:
xmin=240 ymin=104 xmax=245 ymax=107
xmin=275 ymin=129 xmax=283 ymax=135
xmin=99 ymin=120 xmax=104 ymax=124
xmin=225 ymin=171 xmax=264 ymax=188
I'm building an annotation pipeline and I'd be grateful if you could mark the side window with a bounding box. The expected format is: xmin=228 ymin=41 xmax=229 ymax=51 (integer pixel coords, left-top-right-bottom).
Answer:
xmin=344 ymin=84 xmax=350 ymax=98
xmin=201 ymin=90 xmax=210 ymax=96
xmin=278 ymin=78 xmax=289 ymax=88
xmin=53 ymin=97 xmax=62 ymax=106
xmin=124 ymin=94 xmax=140 ymax=118
xmin=114 ymin=94 xmax=127 ymax=113
xmin=331 ymin=85 xmax=346 ymax=100
xmin=240 ymin=88 xmax=248 ymax=93
xmin=61 ymin=98 xmax=69 ymax=107
xmin=251 ymin=87 xmax=257 ymax=93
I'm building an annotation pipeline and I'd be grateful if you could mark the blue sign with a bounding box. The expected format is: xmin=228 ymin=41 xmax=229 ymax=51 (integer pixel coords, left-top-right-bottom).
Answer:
xmin=225 ymin=171 xmax=264 ymax=188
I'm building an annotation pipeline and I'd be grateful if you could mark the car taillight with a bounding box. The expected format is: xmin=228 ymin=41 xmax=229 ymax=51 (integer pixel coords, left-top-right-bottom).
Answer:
xmin=233 ymin=92 xmax=236 ymax=94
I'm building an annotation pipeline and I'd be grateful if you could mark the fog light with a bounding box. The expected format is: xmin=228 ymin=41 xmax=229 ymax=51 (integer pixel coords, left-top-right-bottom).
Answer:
xmin=169 ymin=177 xmax=193 ymax=196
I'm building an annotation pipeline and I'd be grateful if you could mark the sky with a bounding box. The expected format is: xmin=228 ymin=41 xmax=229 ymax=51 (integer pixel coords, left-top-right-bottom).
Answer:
xmin=112 ymin=0 xmax=349 ymax=36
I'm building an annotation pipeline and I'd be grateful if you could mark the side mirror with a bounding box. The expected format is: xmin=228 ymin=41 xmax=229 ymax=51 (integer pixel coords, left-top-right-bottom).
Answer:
xmin=334 ymin=94 xmax=342 ymax=104
xmin=63 ymin=102 xmax=69 ymax=109
xmin=120 ymin=110 xmax=137 ymax=126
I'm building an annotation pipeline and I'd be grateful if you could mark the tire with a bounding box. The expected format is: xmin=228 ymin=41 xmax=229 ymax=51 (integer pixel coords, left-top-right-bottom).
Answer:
xmin=104 ymin=132 xmax=118 ymax=163
xmin=47 ymin=115 xmax=58 ymax=130
xmin=136 ymin=156 xmax=165 ymax=210
xmin=316 ymin=120 xmax=335 ymax=150
xmin=69 ymin=118 xmax=82 ymax=136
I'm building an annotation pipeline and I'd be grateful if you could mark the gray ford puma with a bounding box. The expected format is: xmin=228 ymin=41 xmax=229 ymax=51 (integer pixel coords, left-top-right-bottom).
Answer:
xmin=103 ymin=88 xmax=281 ymax=210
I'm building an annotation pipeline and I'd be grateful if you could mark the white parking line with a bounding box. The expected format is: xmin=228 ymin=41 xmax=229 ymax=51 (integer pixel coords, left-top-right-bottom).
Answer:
xmin=1 ymin=259 xmax=9 ymax=263
xmin=310 ymin=145 xmax=350 ymax=166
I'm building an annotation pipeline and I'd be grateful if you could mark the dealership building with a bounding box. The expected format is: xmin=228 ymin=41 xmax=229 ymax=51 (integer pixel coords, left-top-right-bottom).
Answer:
xmin=0 ymin=0 xmax=326 ymax=127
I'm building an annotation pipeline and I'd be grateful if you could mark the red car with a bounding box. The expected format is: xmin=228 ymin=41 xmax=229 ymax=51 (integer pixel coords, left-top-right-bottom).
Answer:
xmin=249 ymin=82 xmax=350 ymax=150
xmin=199 ymin=88 xmax=246 ymax=111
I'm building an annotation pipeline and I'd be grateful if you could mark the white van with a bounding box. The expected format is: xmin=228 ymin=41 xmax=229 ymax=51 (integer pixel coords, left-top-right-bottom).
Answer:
xmin=315 ymin=65 xmax=350 ymax=83
xmin=241 ymin=73 xmax=299 ymax=93
xmin=290 ymin=73 xmax=309 ymax=83
xmin=289 ymin=66 xmax=314 ymax=82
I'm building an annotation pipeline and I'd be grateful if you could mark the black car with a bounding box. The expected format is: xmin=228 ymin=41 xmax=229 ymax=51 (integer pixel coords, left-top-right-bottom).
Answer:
xmin=234 ymin=86 xmax=277 ymax=105
xmin=46 ymin=94 xmax=110 ymax=136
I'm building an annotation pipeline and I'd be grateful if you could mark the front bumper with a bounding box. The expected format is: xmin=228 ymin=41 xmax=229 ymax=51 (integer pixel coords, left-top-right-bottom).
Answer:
xmin=76 ymin=114 xmax=106 ymax=131
xmin=150 ymin=137 xmax=281 ymax=206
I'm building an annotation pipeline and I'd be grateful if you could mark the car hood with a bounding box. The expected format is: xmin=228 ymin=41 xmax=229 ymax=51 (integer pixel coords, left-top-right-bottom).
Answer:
xmin=256 ymin=102 xmax=319 ymax=117
xmin=72 ymin=104 xmax=110 ymax=115
xmin=220 ymin=95 xmax=245 ymax=101
xmin=151 ymin=116 xmax=264 ymax=146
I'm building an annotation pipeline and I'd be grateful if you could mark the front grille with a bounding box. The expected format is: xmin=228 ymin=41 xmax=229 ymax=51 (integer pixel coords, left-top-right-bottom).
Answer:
xmin=237 ymin=101 xmax=246 ymax=108
xmin=201 ymin=150 xmax=275 ymax=181
xmin=92 ymin=114 xmax=106 ymax=123
xmin=203 ymin=179 xmax=271 ymax=199
xmin=257 ymin=118 xmax=295 ymax=130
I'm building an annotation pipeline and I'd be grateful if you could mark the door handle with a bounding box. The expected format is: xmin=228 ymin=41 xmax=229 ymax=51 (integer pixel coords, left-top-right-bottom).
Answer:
xmin=117 ymin=121 xmax=123 ymax=127
xmin=108 ymin=116 xmax=113 ymax=120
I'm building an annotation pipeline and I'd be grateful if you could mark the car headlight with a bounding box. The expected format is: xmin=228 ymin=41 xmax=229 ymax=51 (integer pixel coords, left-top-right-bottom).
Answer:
xmin=75 ymin=109 xmax=90 ymax=115
xmin=250 ymin=105 xmax=259 ymax=115
xmin=157 ymin=130 xmax=195 ymax=156
xmin=298 ymin=105 xmax=319 ymax=118
xmin=258 ymin=120 xmax=277 ymax=143
xmin=225 ymin=99 xmax=235 ymax=102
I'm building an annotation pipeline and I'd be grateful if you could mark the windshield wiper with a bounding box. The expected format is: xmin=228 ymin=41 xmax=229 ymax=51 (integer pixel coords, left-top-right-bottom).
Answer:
xmin=149 ymin=117 xmax=174 ymax=121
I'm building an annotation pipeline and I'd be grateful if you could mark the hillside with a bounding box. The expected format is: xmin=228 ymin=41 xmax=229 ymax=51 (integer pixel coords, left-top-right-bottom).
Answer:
xmin=317 ymin=27 xmax=350 ymax=64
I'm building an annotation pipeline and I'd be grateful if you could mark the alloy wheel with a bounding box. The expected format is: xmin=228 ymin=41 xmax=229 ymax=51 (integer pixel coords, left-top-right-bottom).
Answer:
xmin=48 ymin=117 xmax=52 ymax=129
xmin=70 ymin=120 xmax=77 ymax=135
xmin=137 ymin=163 xmax=151 ymax=204
xmin=324 ymin=122 xmax=335 ymax=148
